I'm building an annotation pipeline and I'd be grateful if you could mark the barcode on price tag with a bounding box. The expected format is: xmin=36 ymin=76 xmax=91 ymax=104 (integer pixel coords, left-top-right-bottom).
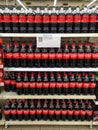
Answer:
xmin=37 ymin=34 xmax=61 ymax=48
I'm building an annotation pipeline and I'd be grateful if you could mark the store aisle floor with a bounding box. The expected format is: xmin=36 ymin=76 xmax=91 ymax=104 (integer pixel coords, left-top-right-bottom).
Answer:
xmin=0 ymin=126 xmax=97 ymax=130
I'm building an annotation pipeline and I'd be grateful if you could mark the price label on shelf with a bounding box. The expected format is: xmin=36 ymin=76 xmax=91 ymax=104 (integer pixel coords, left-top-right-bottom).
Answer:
xmin=37 ymin=34 xmax=61 ymax=48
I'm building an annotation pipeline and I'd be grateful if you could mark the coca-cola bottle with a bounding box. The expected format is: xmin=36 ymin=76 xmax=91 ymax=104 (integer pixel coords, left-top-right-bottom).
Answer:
xmin=35 ymin=8 xmax=42 ymax=33
xmin=4 ymin=43 xmax=12 ymax=67
xmin=69 ymin=73 xmax=76 ymax=95
xmin=92 ymin=44 xmax=98 ymax=67
xmin=27 ymin=43 xmax=34 ymax=67
xmin=62 ymin=73 xmax=69 ymax=95
xmin=66 ymin=7 xmax=73 ymax=33
xmin=50 ymin=72 xmax=56 ymax=95
xmin=73 ymin=6 xmax=81 ymax=33
xmin=50 ymin=8 xmax=57 ymax=33
xmin=86 ymin=101 xmax=93 ymax=121
xmin=63 ymin=43 xmax=70 ymax=67
xmin=12 ymin=43 xmax=20 ymax=67
xmin=16 ymin=72 xmax=23 ymax=95
xmin=76 ymin=73 xmax=83 ymax=95
xmin=90 ymin=73 xmax=96 ymax=95
xmin=30 ymin=99 xmax=36 ymax=121
xmin=27 ymin=8 xmax=35 ymax=33
xmin=36 ymin=72 xmax=42 ymax=95
xmin=4 ymin=72 xmax=11 ymax=92
xmin=49 ymin=99 xmax=54 ymax=121
xmin=36 ymin=99 xmax=42 ymax=120
xmin=74 ymin=101 xmax=80 ymax=121
xmin=42 ymin=48 xmax=48 ymax=67
xmin=49 ymin=48 xmax=56 ymax=67
xmin=61 ymin=99 xmax=67 ymax=121
xmin=83 ymin=73 xmax=90 ymax=95
xmin=80 ymin=101 xmax=86 ymax=121
xmin=89 ymin=7 xmax=97 ymax=33
xmin=20 ymin=43 xmax=27 ymax=67
xmin=10 ymin=100 xmax=17 ymax=120
xmin=29 ymin=72 xmax=36 ymax=95
xmin=4 ymin=100 xmax=11 ymax=120
xmin=0 ymin=8 xmax=4 ymax=32
xmin=42 ymin=99 xmax=48 ymax=120
xmin=23 ymin=72 xmax=29 ymax=95
xmin=84 ymin=43 xmax=92 ymax=67
xmin=23 ymin=100 xmax=29 ymax=120
xmin=70 ymin=43 xmax=77 ymax=67
xmin=43 ymin=72 xmax=49 ymax=95
xmin=81 ymin=6 xmax=89 ymax=33
xmin=19 ymin=8 xmax=27 ymax=33
xmin=56 ymin=72 xmax=62 ymax=95
xmin=10 ymin=72 xmax=16 ymax=92
xmin=43 ymin=8 xmax=50 ymax=33
xmin=17 ymin=100 xmax=23 ymax=121
xmin=11 ymin=7 xmax=19 ymax=33
xmin=58 ymin=7 xmax=65 ymax=33
xmin=77 ymin=43 xmax=84 ymax=67
xmin=3 ymin=7 xmax=11 ymax=32
xmin=56 ymin=48 xmax=62 ymax=67
xmin=55 ymin=100 xmax=61 ymax=121
xmin=34 ymin=48 xmax=41 ymax=67
xmin=67 ymin=101 xmax=73 ymax=121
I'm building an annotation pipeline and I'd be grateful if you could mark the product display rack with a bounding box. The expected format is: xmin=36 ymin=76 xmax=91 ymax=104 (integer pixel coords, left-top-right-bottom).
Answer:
xmin=0 ymin=33 xmax=97 ymax=128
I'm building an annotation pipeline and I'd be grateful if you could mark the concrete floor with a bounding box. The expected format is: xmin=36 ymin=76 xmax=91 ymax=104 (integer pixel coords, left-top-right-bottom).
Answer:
xmin=0 ymin=126 xmax=97 ymax=130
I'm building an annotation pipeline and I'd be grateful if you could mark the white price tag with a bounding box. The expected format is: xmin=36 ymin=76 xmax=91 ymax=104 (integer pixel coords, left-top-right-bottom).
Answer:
xmin=37 ymin=34 xmax=61 ymax=48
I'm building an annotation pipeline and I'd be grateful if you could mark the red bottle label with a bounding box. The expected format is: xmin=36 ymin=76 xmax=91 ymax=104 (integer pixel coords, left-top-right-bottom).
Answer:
xmin=74 ymin=110 xmax=80 ymax=115
xmin=11 ymin=109 xmax=17 ymax=115
xmin=4 ymin=110 xmax=10 ymax=115
xmin=23 ymin=109 xmax=29 ymax=115
xmin=5 ymin=52 xmax=12 ymax=59
xmin=17 ymin=109 xmax=23 ymax=115
xmin=77 ymin=53 xmax=84 ymax=59
xmin=80 ymin=110 xmax=86 ymax=115
xmin=0 ymin=15 xmax=3 ymax=22
xmin=85 ymin=53 xmax=91 ymax=59
xmin=92 ymin=53 xmax=98 ymax=59
xmin=27 ymin=53 xmax=34 ymax=59
xmin=23 ymin=82 xmax=29 ymax=88
xmin=11 ymin=15 xmax=19 ymax=22
xmin=50 ymin=15 xmax=58 ymax=23
xmin=74 ymin=15 xmax=81 ymax=23
xmin=4 ymin=80 xmax=10 ymax=85
xmin=90 ymin=82 xmax=96 ymax=88
xmin=86 ymin=110 xmax=93 ymax=116
xmin=36 ymin=82 xmax=42 ymax=88
xmin=27 ymin=15 xmax=35 ymax=23
xmin=43 ymin=82 xmax=49 ymax=88
xmin=62 ymin=82 xmax=69 ymax=88
xmin=55 ymin=110 xmax=61 ymax=115
xmin=50 ymin=82 xmax=56 ymax=88
xmin=83 ymin=82 xmax=89 ymax=88
xmin=30 ymin=110 xmax=36 ymax=115
xmin=29 ymin=82 xmax=36 ymax=88
xmin=63 ymin=53 xmax=70 ymax=59
xmin=61 ymin=110 xmax=67 ymax=115
xmin=36 ymin=109 xmax=42 ymax=115
xmin=16 ymin=82 xmax=22 ymax=88
xmin=67 ymin=110 xmax=73 ymax=115
xmin=56 ymin=82 xmax=62 ymax=88
xmin=56 ymin=53 xmax=62 ymax=59
xmin=19 ymin=15 xmax=27 ymax=23
xmin=58 ymin=15 xmax=66 ymax=23
xmin=34 ymin=53 xmax=41 ymax=59
xmin=3 ymin=15 xmax=11 ymax=22
xmin=70 ymin=53 xmax=77 ymax=59
xmin=42 ymin=53 xmax=48 ymax=59
xmin=90 ymin=15 xmax=97 ymax=22
xmin=10 ymin=80 xmax=16 ymax=85
xmin=66 ymin=15 xmax=73 ymax=23
xmin=69 ymin=82 xmax=76 ymax=88
xmin=20 ymin=53 xmax=27 ymax=59
xmin=49 ymin=110 xmax=54 ymax=115
xmin=12 ymin=53 xmax=20 ymax=59
xmin=49 ymin=53 xmax=56 ymax=59
xmin=42 ymin=109 xmax=48 ymax=115
xmin=82 ymin=15 xmax=89 ymax=22
xmin=43 ymin=15 xmax=50 ymax=23
xmin=76 ymin=82 xmax=83 ymax=88
xmin=35 ymin=15 xmax=42 ymax=23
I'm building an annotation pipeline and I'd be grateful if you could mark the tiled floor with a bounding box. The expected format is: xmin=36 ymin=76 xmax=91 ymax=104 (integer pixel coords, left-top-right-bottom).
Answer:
xmin=0 ymin=126 xmax=97 ymax=130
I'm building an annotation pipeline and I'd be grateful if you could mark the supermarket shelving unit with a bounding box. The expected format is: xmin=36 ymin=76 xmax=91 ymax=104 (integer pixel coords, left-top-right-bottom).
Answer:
xmin=1 ymin=33 xmax=98 ymax=128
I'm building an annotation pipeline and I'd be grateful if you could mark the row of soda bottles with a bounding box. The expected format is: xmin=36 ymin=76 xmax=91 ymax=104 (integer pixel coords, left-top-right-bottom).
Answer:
xmin=4 ymin=42 xmax=98 ymax=68
xmin=4 ymin=99 xmax=94 ymax=121
xmin=4 ymin=72 xmax=96 ymax=95
xmin=0 ymin=6 xmax=98 ymax=33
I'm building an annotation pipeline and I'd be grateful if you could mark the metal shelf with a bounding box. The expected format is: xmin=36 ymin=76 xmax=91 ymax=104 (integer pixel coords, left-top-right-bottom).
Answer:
xmin=4 ymin=67 xmax=98 ymax=72
xmin=5 ymin=120 xmax=92 ymax=126
xmin=2 ymin=92 xmax=96 ymax=99
xmin=0 ymin=33 xmax=98 ymax=37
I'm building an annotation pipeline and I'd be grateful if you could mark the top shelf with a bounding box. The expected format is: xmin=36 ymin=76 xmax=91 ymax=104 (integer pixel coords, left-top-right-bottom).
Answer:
xmin=0 ymin=33 xmax=98 ymax=37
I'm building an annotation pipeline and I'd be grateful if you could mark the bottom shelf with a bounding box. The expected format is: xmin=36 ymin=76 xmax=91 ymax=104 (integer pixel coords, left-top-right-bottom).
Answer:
xmin=5 ymin=120 xmax=92 ymax=126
